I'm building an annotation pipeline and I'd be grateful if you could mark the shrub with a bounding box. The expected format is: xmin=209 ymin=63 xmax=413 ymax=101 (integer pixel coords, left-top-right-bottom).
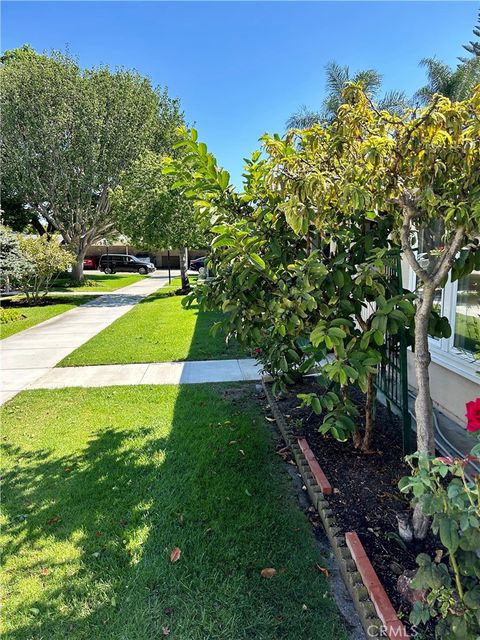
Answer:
xmin=17 ymin=235 xmax=74 ymax=303
xmin=0 ymin=307 xmax=25 ymax=324
xmin=0 ymin=225 xmax=32 ymax=290
xmin=399 ymin=405 xmax=480 ymax=640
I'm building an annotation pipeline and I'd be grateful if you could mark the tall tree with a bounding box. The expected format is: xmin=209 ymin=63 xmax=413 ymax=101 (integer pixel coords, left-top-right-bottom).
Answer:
xmin=110 ymin=151 xmax=201 ymax=290
xmin=1 ymin=47 xmax=183 ymax=281
xmin=461 ymin=9 xmax=480 ymax=60
xmin=271 ymin=84 xmax=480 ymax=535
xmin=286 ymin=62 xmax=407 ymax=129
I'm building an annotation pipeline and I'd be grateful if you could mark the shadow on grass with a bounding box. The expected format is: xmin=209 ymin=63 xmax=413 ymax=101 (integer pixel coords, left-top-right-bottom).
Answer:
xmin=2 ymin=384 xmax=345 ymax=640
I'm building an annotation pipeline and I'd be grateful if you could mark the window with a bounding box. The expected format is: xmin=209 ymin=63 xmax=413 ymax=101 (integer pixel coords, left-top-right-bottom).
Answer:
xmin=454 ymin=270 xmax=480 ymax=353
xmin=408 ymin=229 xmax=480 ymax=383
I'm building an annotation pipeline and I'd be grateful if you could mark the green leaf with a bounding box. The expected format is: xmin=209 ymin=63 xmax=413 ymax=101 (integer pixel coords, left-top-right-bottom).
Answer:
xmin=248 ymin=253 xmax=266 ymax=269
xmin=328 ymin=327 xmax=347 ymax=340
xmin=311 ymin=396 xmax=322 ymax=414
xmin=464 ymin=587 xmax=480 ymax=610
xmin=310 ymin=325 xmax=325 ymax=347
xmin=212 ymin=234 xmax=235 ymax=248
xmin=219 ymin=170 xmax=230 ymax=190
xmin=439 ymin=516 xmax=459 ymax=553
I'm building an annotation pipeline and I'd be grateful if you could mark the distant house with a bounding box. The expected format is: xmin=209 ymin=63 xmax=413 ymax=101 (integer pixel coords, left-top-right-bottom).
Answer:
xmin=86 ymin=242 xmax=206 ymax=270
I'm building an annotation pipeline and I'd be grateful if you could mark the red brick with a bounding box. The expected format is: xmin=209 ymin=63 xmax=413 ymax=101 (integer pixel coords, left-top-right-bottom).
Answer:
xmin=297 ymin=438 xmax=333 ymax=495
xmin=346 ymin=532 xmax=409 ymax=640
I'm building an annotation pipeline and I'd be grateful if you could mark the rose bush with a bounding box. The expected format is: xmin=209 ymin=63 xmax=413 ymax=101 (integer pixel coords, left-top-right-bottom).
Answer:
xmin=399 ymin=400 xmax=480 ymax=639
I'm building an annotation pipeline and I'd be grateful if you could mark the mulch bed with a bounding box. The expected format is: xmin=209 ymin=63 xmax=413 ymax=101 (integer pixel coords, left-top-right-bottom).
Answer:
xmin=273 ymin=379 xmax=440 ymax=634
xmin=1 ymin=297 xmax=55 ymax=308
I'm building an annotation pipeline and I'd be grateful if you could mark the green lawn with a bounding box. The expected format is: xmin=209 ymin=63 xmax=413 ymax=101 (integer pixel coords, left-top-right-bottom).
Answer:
xmin=59 ymin=286 xmax=243 ymax=366
xmin=1 ymin=384 xmax=346 ymax=640
xmin=0 ymin=296 xmax=97 ymax=340
xmin=51 ymin=273 xmax=145 ymax=292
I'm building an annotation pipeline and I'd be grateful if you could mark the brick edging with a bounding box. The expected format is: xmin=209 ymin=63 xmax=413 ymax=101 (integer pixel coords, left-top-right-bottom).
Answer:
xmin=262 ymin=380 xmax=409 ymax=640
xmin=346 ymin=533 xmax=409 ymax=639
xmin=297 ymin=437 xmax=333 ymax=495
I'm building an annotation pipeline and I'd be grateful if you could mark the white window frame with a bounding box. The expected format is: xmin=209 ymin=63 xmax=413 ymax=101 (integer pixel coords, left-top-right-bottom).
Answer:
xmin=407 ymin=267 xmax=479 ymax=384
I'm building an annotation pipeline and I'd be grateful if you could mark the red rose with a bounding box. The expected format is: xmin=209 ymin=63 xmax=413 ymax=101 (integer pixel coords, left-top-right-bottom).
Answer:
xmin=465 ymin=398 xmax=480 ymax=433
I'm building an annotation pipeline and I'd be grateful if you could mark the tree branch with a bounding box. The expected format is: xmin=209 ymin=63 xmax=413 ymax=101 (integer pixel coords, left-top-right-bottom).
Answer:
xmin=399 ymin=191 xmax=433 ymax=287
xmin=432 ymin=225 xmax=465 ymax=289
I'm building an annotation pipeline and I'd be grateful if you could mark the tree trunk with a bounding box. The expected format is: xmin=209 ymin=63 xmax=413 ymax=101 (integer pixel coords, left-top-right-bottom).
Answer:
xmin=179 ymin=246 xmax=189 ymax=290
xmin=361 ymin=372 xmax=375 ymax=452
xmin=413 ymin=289 xmax=436 ymax=458
xmin=399 ymin=196 xmax=466 ymax=540
xmin=411 ymin=287 xmax=436 ymax=539
xmin=71 ymin=246 xmax=87 ymax=283
xmin=352 ymin=429 xmax=362 ymax=449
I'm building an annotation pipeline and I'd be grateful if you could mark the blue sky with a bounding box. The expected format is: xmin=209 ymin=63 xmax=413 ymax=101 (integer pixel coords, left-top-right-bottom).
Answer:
xmin=2 ymin=1 xmax=478 ymax=186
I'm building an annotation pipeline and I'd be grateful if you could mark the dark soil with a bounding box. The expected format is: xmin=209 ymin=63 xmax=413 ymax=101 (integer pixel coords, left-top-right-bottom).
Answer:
xmin=272 ymin=379 xmax=440 ymax=635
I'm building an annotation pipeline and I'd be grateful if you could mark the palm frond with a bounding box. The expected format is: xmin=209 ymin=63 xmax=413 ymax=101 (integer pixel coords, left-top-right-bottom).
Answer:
xmin=451 ymin=57 xmax=480 ymax=101
xmin=412 ymin=86 xmax=433 ymax=107
xmin=415 ymin=56 xmax=479 ymax=103
xmin=418 ymin=57 xmax=453 ymax=95
xmin=353 ymin=69 xmax=383 ymax=97
xmin=285 ymin=105 xmax=324 ymax=130
xmin=322 ymin=95 xmax=342 ymax=121
xmin=377 ymin=90 xmax=409 ymax=115
xmin=324 ymin=62 xmax=350 ymax=97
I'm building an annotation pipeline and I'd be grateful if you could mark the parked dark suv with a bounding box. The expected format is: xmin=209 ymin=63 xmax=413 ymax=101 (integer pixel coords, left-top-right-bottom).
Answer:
xmin=98 ymin=254 xmax=155 ymax=275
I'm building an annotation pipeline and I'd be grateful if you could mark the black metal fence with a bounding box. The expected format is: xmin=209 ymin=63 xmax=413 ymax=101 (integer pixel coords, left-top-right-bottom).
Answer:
xmin=372 ymin=251 xmax=415 ymax=455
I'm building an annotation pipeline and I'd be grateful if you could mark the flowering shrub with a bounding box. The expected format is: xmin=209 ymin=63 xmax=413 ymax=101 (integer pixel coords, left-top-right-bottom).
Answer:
xmin=399 ymin=400 xmax=480 ymax=639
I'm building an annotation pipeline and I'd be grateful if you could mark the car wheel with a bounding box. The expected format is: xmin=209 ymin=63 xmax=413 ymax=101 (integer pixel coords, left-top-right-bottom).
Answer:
xmin=104 ymin=267 xmax=114 ymax=274
xmin=138 ymin=266 xmax=148 ymax=275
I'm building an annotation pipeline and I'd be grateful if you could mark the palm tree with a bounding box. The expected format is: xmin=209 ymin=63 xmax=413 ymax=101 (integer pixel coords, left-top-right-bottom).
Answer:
xmin=414 ymin=56 xmax=480 ymax=104
xmin=286 ymin=62 xmax=408 ymax=130
xmin=285 ymin=105 xmax=324 ymax=130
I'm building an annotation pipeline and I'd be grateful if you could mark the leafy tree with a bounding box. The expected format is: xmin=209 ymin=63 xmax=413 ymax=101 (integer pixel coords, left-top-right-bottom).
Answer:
xmin=269 ymin=84 xmax=480 ymax=535
xmin=0 ymin=226 xmax=32 ymax=291
xmin=414 ymin=56 xmax=480 ymax=104
xmin=16 ymin=235 xmax=74 ymax=303
xmin=1 ymin=47 xmax=183 ymax=282
xmin=110 ymin=152 xmax=201 ymax=290
xmin=166 ymin=130 xmax=421 ymax=452
xmin=165 ymin=131 xmax=323 ymax=389
xmin=287 ymin=62 xmax=407 ymax=129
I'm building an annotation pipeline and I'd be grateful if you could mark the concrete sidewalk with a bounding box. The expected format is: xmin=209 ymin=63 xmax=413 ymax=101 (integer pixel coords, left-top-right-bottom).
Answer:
xmin=0 ymin=273 xmax=173 ymax=404
xmin=26 ymin=358 xmax=262 ymax=390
